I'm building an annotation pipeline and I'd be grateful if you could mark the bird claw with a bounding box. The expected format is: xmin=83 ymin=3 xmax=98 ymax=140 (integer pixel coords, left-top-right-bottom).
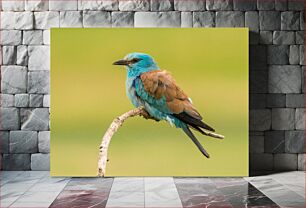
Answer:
xmin=139 ymin=108 xmax=160 ymax=122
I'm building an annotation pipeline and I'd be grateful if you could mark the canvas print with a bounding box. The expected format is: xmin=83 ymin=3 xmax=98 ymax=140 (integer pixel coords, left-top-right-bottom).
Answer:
xmin=51 ymin=28 xmax=248 ymax=176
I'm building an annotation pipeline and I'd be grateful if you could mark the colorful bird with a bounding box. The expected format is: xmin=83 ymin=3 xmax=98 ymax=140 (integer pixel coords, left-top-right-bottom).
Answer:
xmin=113 ymin=52 xmax=221 ymax=158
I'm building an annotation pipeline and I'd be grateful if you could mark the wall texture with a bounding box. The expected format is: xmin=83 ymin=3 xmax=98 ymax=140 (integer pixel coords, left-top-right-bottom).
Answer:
xmin=0 ymin=0 xmax=304 ymax=172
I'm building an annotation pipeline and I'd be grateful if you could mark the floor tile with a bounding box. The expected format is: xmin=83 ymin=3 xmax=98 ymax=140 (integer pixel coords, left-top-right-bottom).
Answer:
xmin=111 ymin=177 xmax=144 ymax=192
xmin=145 ymin=188 xmax=182 ymax=208
xmin=28 ymin=178 xmax=70 ymax=192
xmin=246 ymin=176 xmax=305 ymax=207
xmin=145 ymin=177 xmax=177 ymax=192
xmin=9 ymin=201 xmax=52 ymax=208
xmin=64 ymin=177 xmax=113 ymax=192
xmin=1 ymin=171 xmax=24 ymax=186
xmin=175 ymin=178 xmax=232 ymax=208
xmin=50 ymin=190 xmax=109 ymax=208
xmin=268 ymin=171 xmax=305 ymax=198
xmin=145 ymin=177 xmax=182 ymax=207
xmin=106 ymin=191 xmax=144 ymax=208
xmin=50 ymin=178 xmax=114 ymax=208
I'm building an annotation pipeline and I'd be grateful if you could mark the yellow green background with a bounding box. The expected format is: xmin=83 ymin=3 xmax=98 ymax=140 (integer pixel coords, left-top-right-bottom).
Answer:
xmin=51 ymin=28 xmax=248 ymax=177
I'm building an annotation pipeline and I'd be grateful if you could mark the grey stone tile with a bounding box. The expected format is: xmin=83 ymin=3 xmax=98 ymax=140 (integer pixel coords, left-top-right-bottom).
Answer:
xmin=3 ymin=154 xmax=31 ymax=170
xmin=0 ymin=131 xmax=9 ymax=153
xmin=259 ymin=31 xmax=272 ymax=44
xmin=264 ymin=131 xmax=285 ymax=153
xmin=49 ymin=0 xmax=78 ymax=10
xmin=1 ymin=66 xmax=27 ymax=94
xmin=174 ymin=0 xmax=205 ymax=11
xmin=275 ymin=0 xmax=287 ymax=11
xmin=289 ymin=45 xmax=300 ymax=64
xmin=266 ymin=94 xmax=285 ymax=108
xmin=151 ymin=0 xmax=173 ymax=11
xmin=23 ymin=30 xmax=43 ymax=45
xmin=285 ymin=130 xmax=304 ymax=153
xmin=119 ymin=0 xmax=150 ymax=11
xmin=83 ymin=11 xmax=111 ymax=28
xmin=299 ymin=45 xmax=304 ymax=65
xmin=267 ymin=45 xmax=289 ymax=64
xmin=273 ymin=31 xmax=295 ymax=45
xmin=250 ymin=94 xmax=266 ymax=109
xmin=27 ymin=71 xmax=50 ymax=94
xmin=17 ymin=45 xmax=28 ymax=66
xmin=298 ymin=154 xmax=305 ymax=170
xmin=286 ymin=94 xmax=304 ymax=107
xmin=26 ymin=0 xmax=49 ymax=11
xmin=38 ymin=131 xmax=50 ymax=153
xmin=269 ymin=65 xmax=301 ymax=93
xmin=29 ymin=94 xmax=43 ymax=107
xmin=79 ymin=0 xmax=118 ymax=10
xmin=259 ymin=11 xmax=281 ymax=30
xmin=1 ymin=30 xmax=22 ymax=45
xmin=2 ymin=46 xmax=17 ymax=65
xmin=288 ymin=0 xmax=304 ymax=11
xmin=28 ymin=46 xmax=50 ymax=71
xmin=233 ymin=0 xmax=256 ymax=10
xmin=300 ymin=11 xmax=304 ymax=30
xmin=216 ymin=11 xmax=244 ymax=27
xmin=257 ymin=0 xmax=274 ymax=10
xmin=181 ymin=12 xmax=192 ymax=27
xmin=193 ymin=12 xmax=215 ymax=27
xmin=281 ymin=11 xmax=300 ymax=30
xmin=296 ymin=31 xmax=304 ymax=44
xmin=250 ymin=153 xmax=273 ymax=170
xmin=21 ymin=108 xmax=49 ymax=131
xmin=0 ymin=94 xmax=14 ymax=107
xmin=206 ymin=0 xmax=233 ymax=10
xmin=272 ymin=108 xmax=295 ymax=130
xmin=59 ymin=11 xmax=82 ymax=28
xmin=135 ymin=12 xmax=181 ymax=27
xmin=112 ymin=12 xmax=134 ymax=27
xmin=250 ymin=71 xmax=268 ymax=93
xmin=1 ymin=12 xmax=15 ymax=29
xmin=249 ymin=135 xmax=264 ymax=153
xmin=0 ymin=108 xmax=20 ymax=130
xmin=295 ymin=108 xmax=305 ymax=130
xmin=250 ymin=45 xmax=267 ymax=68
xmin=10 ymin=131 xmax=38 ymax=153
xmin=34 ymin=12 xmax=59 ymax=29
xmin=250 ymin=109 xmax=271 ymax=131
xmin=245 ymin=11 xmax=258 ymax=32
xmin=274 ymin=153 xmax=298 ymax=170
xmin=31 ymin=153 xmax=50 ymax=170
xmin=15 ymin=94 xmax=29 ymax=107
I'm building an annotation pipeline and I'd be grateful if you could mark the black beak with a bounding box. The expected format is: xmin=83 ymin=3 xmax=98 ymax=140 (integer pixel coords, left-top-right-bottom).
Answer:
xmin=113 ymin=59 xmax=130 ymax=66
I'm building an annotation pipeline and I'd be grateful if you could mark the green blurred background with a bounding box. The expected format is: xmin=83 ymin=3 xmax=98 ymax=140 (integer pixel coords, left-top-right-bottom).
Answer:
xmin=51 ymin=28 xmax=248 ymax=176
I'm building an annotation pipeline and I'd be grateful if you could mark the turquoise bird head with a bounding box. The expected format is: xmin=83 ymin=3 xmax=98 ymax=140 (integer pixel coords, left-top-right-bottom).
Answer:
xmin=113 ymin=52 xmax=159 ymax=77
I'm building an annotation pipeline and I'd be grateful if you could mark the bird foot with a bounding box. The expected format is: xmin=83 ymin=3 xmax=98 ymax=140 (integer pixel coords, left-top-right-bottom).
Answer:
xmin=139 ymin=108 xmax=160 ymax=122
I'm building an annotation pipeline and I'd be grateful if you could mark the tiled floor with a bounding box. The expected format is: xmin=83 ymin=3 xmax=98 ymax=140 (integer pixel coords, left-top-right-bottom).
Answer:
xmin=1 ymin=171 xmax=305 ymax=208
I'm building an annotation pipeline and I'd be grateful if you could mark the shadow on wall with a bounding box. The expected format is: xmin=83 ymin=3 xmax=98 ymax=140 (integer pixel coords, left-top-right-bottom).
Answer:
xmin=248 ymin=30 xmax=305 ymax=176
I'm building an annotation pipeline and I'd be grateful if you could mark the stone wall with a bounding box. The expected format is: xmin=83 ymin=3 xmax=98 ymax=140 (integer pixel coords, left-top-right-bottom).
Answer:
xmin=0 ymin=0 xmax=304 ymax=172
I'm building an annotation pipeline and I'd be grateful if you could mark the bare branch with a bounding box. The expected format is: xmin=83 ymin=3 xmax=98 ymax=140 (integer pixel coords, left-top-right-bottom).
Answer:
xmin=97 ymin=107 xmax=225 ymax=177
xmin=97 ymin=107 xmax=150 ymax=176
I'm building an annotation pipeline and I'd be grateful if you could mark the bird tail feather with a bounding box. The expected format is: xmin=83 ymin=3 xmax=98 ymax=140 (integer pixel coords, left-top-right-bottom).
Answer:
xmin=182 ymin=126 xmax=210 ymax=158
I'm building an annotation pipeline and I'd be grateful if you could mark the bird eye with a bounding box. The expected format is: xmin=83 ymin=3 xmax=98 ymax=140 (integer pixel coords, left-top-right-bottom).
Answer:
xmin=130 ymin=58 xmax=141 ymax=64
